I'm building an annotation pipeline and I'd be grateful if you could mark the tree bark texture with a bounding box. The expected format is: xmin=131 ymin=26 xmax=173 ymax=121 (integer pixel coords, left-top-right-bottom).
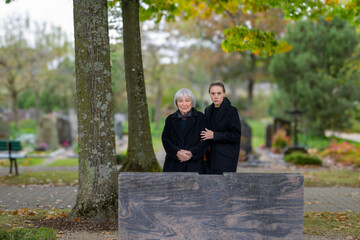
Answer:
xmin=121 ymin=0 xmax=161 ymax=172
xmin=246 ymin=53 xmax=256 ymax=117
xmin=72 ymin=0 xmax=118 ymax=222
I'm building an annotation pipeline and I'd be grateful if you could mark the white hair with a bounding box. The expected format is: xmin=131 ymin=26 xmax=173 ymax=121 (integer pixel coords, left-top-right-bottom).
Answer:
xmin=174 ymin=88 xmax=196 ymax=109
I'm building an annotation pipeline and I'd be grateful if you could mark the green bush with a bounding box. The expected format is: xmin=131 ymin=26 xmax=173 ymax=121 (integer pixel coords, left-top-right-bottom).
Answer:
xmin=284 ymin=152 xmax=322 ymax=166
xmin=0 ymin=227 xmax=57 ymax=240
xmin=10 ymin=119 xmax=37 ymax=139
xmin=116 ymin=153 xmax=126 ymax=165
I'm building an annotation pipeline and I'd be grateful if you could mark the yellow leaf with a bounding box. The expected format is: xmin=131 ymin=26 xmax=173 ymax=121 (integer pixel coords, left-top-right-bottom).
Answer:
xmin=45 ymin=214 xmax=57 ymax=219
xmin=325 ymin=16 xmax=333 ymax=21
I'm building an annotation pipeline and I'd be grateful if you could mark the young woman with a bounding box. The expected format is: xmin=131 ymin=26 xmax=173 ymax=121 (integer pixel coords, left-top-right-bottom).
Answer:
xmin=201 ymin=81 xmax=241 ymax=174
xmin=162 ymin=88 xmax=209 ymax=173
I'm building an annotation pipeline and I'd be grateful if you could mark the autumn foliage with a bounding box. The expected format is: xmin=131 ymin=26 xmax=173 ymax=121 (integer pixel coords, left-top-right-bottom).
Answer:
xmin=321 ymin=141 xmax=360 ymax=167
xmin=271 ymin=128 xmax=291 ymax=153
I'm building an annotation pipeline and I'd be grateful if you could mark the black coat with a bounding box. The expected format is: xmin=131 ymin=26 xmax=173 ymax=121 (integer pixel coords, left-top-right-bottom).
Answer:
xmin=204 ymin=97 xmax=241 ymax=174
xmin=162 ymin=108 xmax=209 ymax=173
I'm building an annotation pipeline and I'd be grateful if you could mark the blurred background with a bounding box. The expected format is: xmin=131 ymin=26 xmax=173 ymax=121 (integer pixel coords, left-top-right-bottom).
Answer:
xmin=0 ymin=0 xmax=360 ymax=168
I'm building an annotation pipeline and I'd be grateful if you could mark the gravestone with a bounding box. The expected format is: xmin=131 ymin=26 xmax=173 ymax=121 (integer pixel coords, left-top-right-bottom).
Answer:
xmin=115 ymin=120 xmax=123 ymax=140
xmin=114 ymin=113 xmax=126 ymax=140
xmin=240 ymin=119 xmax=252 ymax=158
xmin=36 ymin=114 xmax=59 ymax=150
xmin=0 ymin=115 xmax=10 ymax=139
xmin=265 ymin=123 xmax=273 ymax=148
xmin=68 ymin=109 xmax=78 ymax=141
xmin=57 ymin=116 xmax=72 ymax=147
xmin=274 ymin=117 xmax=291 ymax=137
xmin=118 ymin=172 xmax=304 ymax=240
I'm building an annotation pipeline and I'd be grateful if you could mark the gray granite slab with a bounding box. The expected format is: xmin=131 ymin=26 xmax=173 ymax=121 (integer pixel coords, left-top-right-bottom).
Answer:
xmin=118 ymin=172 xmax=303 ymax=240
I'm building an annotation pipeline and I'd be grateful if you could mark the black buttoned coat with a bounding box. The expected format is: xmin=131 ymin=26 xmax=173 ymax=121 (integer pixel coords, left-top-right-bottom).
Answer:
xmin=162 ymin=108 xmax=209 ymax=173
xmin=204 ymin=97 xmax=241 ymax=174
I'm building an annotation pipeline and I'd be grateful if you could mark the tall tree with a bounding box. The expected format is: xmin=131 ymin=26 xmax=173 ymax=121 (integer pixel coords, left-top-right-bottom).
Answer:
xmin=72 ymin=0 xmax=118 ymax=221
xmin=121 ymin=0 xmax=161 ymax=171
xmin=269 ymin=17 xmax=359 ymax=135
xmin=107 ymin=0 xmax=360 ymax=170
xmin=0 ymin=16 xmax=33 ymax=126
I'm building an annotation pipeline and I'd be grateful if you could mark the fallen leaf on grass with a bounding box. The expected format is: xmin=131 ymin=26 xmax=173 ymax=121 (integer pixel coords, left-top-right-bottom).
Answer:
xmin=45 ymin=214 xmax=58 ymax=219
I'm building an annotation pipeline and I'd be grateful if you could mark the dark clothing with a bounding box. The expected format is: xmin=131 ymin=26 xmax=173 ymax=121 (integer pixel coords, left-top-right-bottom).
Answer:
xmin=162 ymin=108 xmax=209 ymax=173
xmin=204 ymin=97 xmax=241 ymax=174
xmin=210 ymin=107 xmax=219 ymax=128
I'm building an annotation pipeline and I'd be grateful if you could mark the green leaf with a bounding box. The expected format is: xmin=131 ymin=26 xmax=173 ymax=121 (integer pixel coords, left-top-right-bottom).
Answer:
xmin=221 ymin=26 xmax=278 ymax=56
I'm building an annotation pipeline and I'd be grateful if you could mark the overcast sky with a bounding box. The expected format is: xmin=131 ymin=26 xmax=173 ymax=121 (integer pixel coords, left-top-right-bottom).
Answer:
xmin=0 ymin=0 xmax=74 ymax=40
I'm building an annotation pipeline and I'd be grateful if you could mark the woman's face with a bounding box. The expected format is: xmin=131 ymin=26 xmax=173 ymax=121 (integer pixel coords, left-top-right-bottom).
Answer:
xmin=209 ymin=86 xmax=225 ymax=108
xmin=177 ymin=96 xmax=192 ymax=115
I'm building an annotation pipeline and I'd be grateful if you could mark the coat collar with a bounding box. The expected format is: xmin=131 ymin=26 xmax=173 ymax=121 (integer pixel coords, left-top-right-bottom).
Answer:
xmin=170 ymin=108 xmax=198 ymax=139
xmin=206 ymin=97 xmax=231 ymax=130
xmin=170 ymin=107 xmax=199 ymax=119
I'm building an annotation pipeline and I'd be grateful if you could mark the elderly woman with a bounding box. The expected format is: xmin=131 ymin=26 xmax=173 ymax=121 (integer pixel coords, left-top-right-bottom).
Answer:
xmin=162 ymin=88 xmax=209 ymax=173
xmin=201 ymin=80 xmax=241 ymax=174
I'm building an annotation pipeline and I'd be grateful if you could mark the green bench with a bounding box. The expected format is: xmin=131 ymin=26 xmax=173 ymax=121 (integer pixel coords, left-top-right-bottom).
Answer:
xmin=0 ymin=140 xmax=26 ymax=175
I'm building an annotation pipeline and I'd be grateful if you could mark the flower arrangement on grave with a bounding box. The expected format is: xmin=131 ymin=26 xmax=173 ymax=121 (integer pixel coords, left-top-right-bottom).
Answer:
xmin=238 ymin=149 xmax=246 ymax=162
xmin=320 ymin=140 xmax=360 ymax=167
xmin=272 ymin=128 xmax=291 ymax=153
xmin=35 ymin=142 xmax=49 ymax=152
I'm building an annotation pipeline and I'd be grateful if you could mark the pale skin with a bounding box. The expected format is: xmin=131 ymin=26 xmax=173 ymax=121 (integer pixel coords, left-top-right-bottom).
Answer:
xmin=200 ymin=85 xmax=225 ymax=141
xmin=176 ymin=96 xmax=193 ymax=162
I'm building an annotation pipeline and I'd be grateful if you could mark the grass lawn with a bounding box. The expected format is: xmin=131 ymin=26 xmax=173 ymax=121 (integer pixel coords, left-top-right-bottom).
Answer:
xmin=45 ymin=158 xmax=78 ymax=167
xmin=0 ymin=171 xmax=78 ymax=186
xmin=0 ymin=209 xmax=359 ymax=238
xmin=304 ymin=211 xmax=360 ymax=237
xmin=0 ymin=209 xmax=70 ymax=239
xmin=303 ymin=170 xmax=360 ymax=188
xmin=247 ymin=119 xmax=267 ymax=148
xmin=0 ymin=209 xmax=70 ymax=230
xmin=1 ymin=169 xmax=359 ymax=188
xmin=0 ymin=158 xmax=44 ymax=167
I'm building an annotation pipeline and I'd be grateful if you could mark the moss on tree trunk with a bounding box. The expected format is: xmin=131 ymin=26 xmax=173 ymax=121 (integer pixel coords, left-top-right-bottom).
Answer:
xmin=72 ymin=0 xmax=118 ymax=222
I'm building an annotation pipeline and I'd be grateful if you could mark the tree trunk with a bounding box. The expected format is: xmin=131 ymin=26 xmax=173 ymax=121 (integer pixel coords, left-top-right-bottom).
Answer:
xmin=10 ymin=88 xmax=19 ymax=129
xmin=121 ymin=0 xmax=161 ymax=172
xmin=72 ymin=0 xmax=118 ymax=222
xmin=246 ymin=53 xmax=256 ymax=117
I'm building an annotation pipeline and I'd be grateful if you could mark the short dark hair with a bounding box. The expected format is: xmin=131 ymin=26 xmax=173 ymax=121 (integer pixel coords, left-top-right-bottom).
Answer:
xmin=209 ymin=80 xmax=226 ymax=93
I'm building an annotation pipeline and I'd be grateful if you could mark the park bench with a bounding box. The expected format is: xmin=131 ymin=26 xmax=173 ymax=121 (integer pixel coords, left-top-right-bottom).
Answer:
xmin=0 ymin=140 xmax=26 ymax=175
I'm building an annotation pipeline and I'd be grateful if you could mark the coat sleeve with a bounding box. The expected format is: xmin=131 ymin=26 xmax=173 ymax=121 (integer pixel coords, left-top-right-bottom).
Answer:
xmin=189 ymin=115 xmax=209 ymax=161
xmin=213 ymin=107 xmax=241 ymax=144
xmin=162 ymin=117 xmax=179 ymax=159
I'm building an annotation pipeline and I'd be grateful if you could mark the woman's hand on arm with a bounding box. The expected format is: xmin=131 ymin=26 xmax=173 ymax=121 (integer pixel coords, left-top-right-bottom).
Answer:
xmin=200 ymin=128 xmax=214 ymax=140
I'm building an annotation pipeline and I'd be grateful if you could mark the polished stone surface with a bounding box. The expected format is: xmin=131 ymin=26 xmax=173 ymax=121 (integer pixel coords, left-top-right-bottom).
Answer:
xmin=118 ymin=172 xmax=304 ymax=240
